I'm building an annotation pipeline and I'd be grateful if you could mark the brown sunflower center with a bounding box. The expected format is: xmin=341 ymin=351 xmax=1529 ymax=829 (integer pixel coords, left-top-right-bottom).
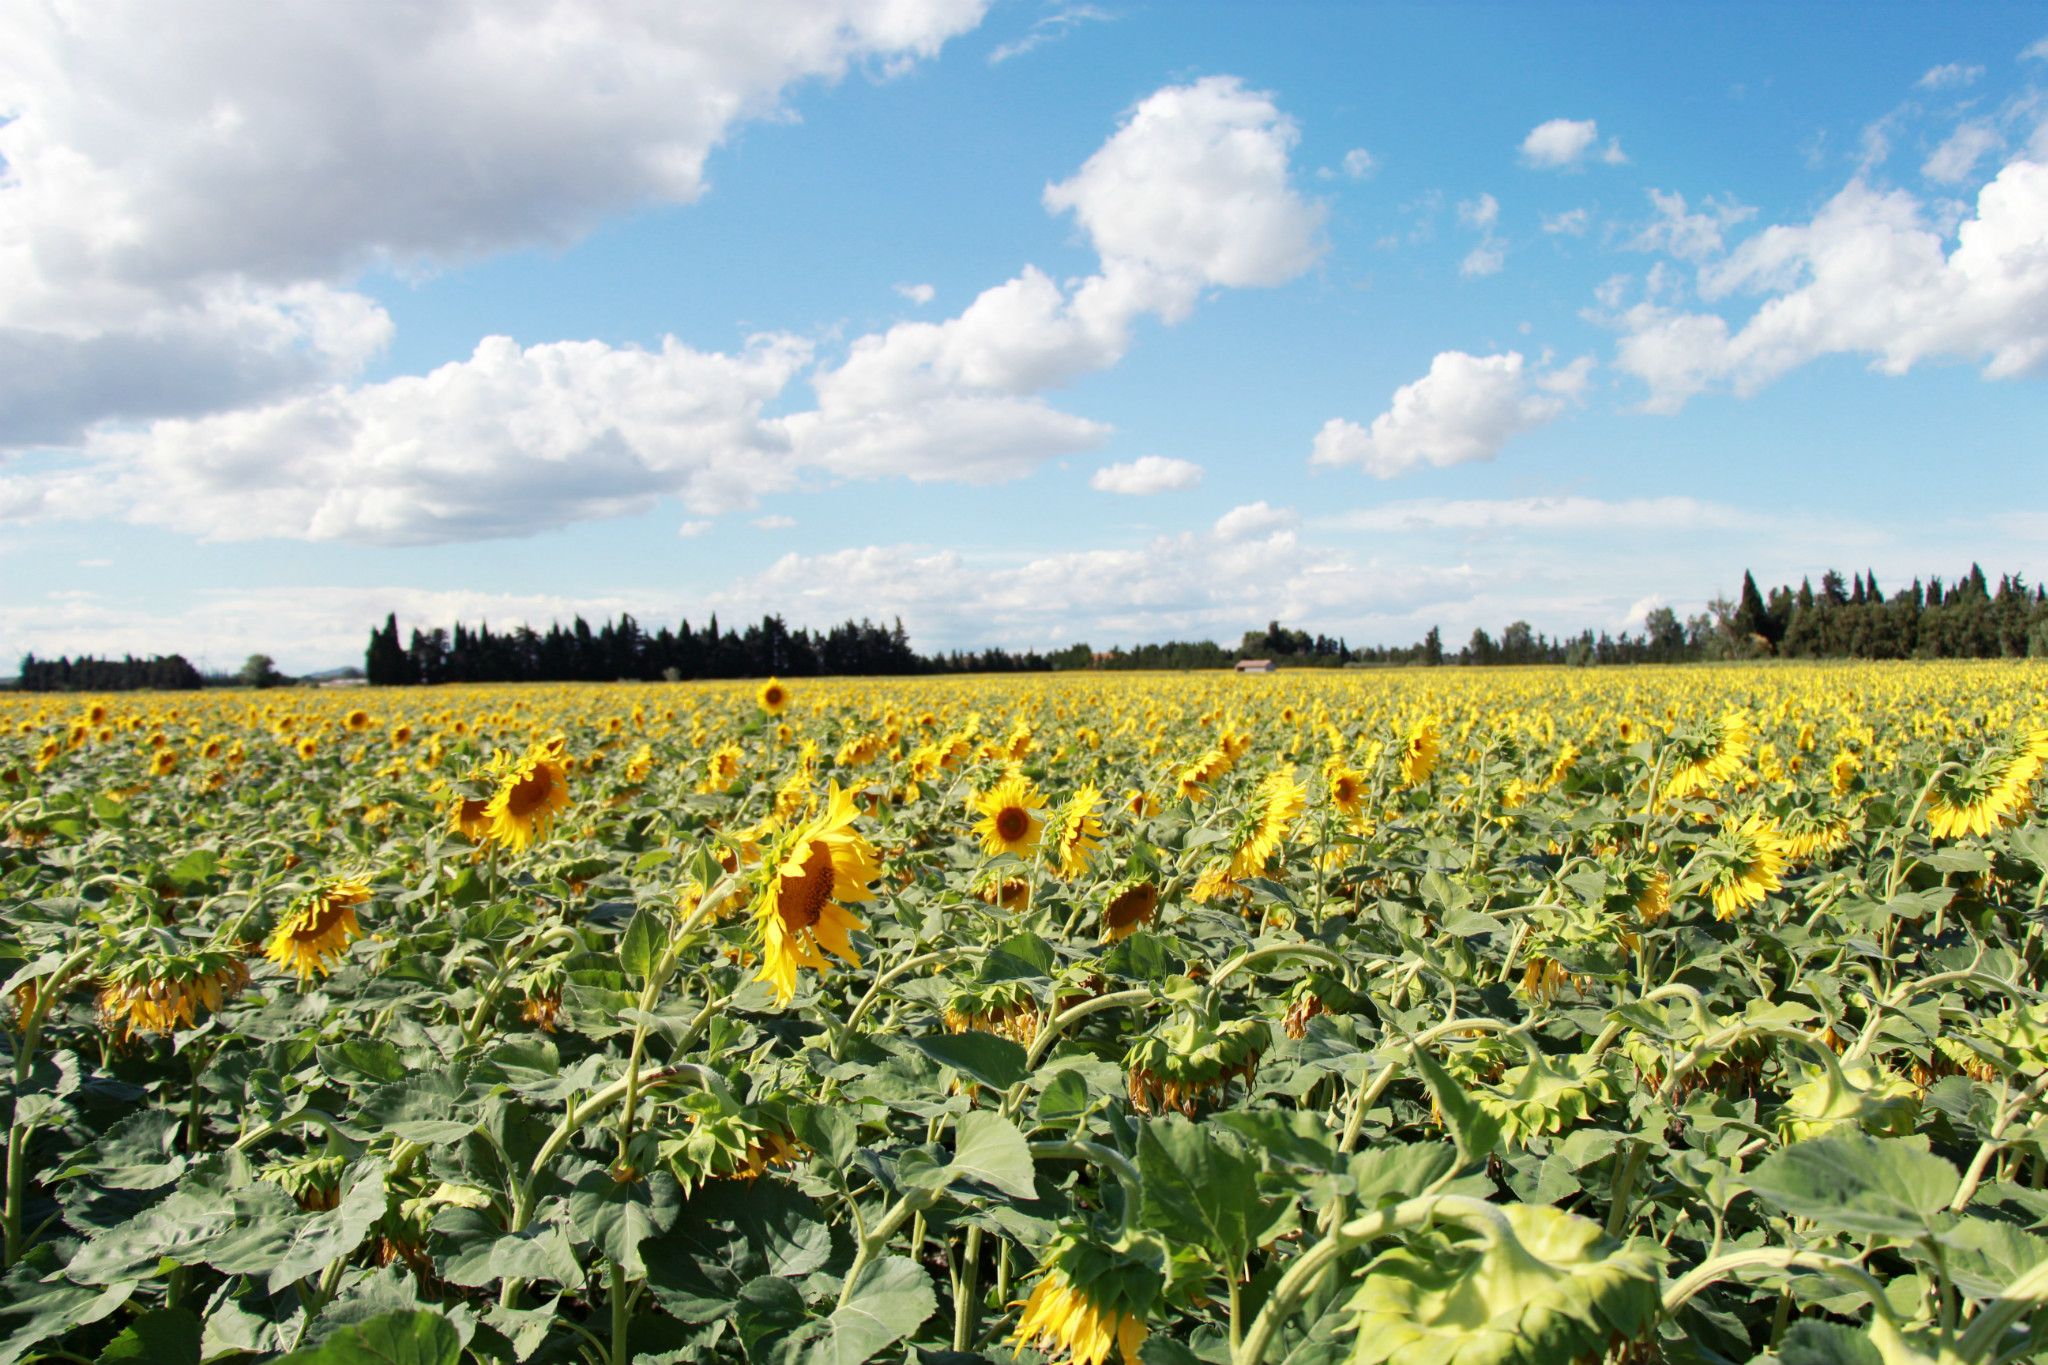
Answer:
xmin=777 ymin=840 xmax=836 ymax=930
xmin=505 ymin=768 xmax=555 ymax=817
xmin=994 ymin=806 xmax=1031 ymax=843
xmin=1106 ymin=882 xmax=1158 ymax=929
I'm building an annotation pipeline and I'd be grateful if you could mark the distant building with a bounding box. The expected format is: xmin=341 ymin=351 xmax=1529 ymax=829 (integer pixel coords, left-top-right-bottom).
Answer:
xmin=1235 ymin=658 xmax=1275 ymax=673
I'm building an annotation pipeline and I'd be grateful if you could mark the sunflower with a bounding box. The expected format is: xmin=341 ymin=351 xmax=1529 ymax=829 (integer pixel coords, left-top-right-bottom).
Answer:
xmin=1125 ymin=789 xmax=1160 ymax=819
xmin=1829 ymin=750 xmax=1862 ymax=797
xmin=1699 ymin=812 xmax=1788 ymax=920
xmin=483 ymin=747 xmax=570 ymax=851
xmin=971 ymin=775 xmax=1046 ymax=859
xmin=265 ymin=880 xmax=371 ymax=979
xmin=1175 ymin=749 xmax=1230 ymax=804
xmin=296 ymin=736 xmax=319 ymax=761
xmin=97 ymin=951 xmax=251 ymax=1039
xmin=1633 ymin=870 xmax=1670 ymax=923
xmin=1778 ymin=808 xmax=1853 ymax=861
xmin=149 ymin=748 xmax=179 ymax=778
xmin=1102 ymin=879 xmax=1159 ymax=943
xmin=1927 ymin=731 xmax=2048 ymax=840
xmin=1045 ymin=786 xmax=1106 ymax=878
xmin=1013 ymin=1235 xmax=1162 ymax=1365
xmin=1661 ymin=710 xmax=1752 ymax=801
xmin=749 ymin=782 xmax=879 ymax=1003
xmin=1325 ymin=764 xmax=1369 ymax=818
xmin=757 ymin=677 xmax=790 ymax=715
xmin=1229 ymin=770 xmax=1306 ymax=878
xmin=344 ymin=709 xmax=372 ymax=732
xmin=1396 ymin=720 xmax=1440 ymax=788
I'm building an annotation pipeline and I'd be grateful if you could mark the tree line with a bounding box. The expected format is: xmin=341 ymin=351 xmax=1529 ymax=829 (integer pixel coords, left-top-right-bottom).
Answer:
xmin=15 ymin=654 xmax=205 ymax=692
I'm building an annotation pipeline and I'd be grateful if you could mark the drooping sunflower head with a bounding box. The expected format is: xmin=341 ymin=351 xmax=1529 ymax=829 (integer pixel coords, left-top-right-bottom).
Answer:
xmin=1013 ymin=1232 xmax=1165 ymax=1365
xmin=749 ymin=783 xmax=879 ymax=1003
xmin=971 ymin=775 xmax=1046 ymax=859
xmin=1228 ymin=769 xmax=1306 ymax=878
xmin=1631 ymin=869 xmax=1670 ymax=923
xmin=98 ymin=950 xmax=251 ymax=1039
xmin=1699 ymin=811 xmax=1788 ymax=920
xmin=1102 ymin=879 xmax=1159 ymax=943
xmin=1661 ymin=709 xmax=1753 ymax=801
xmin=483 ymin=747 xmax=571 ymax=852
xmin=1829 ymin=750 xmax=1863 ymax=798
xmin=1927 ymin=730 xmax=2048 ymax=841
xmin=149 ymin=748 xmax=179 ymax=778
xmin=757 ymin=677 xmax=790 ymax=716
xmin=265 ymin=879 xmax=371 ymax=979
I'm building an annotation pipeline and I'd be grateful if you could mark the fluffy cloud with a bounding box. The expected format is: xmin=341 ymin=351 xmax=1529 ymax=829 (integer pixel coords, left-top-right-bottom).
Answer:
xmin=1309 ymin=351 xmax=1586 ymax=479
xmin=0 ymin=0 xmax=990 ymax=446
xmin=21 ymin=334 xmax=812 ymax=544
xmin=793 ymin=76 xmax=1322 ymax=485
xmin=894 ymin=283 xmax=937 ymax=305
xmin=1519 ymin=118 xmax=1625 ymax=170
xmin=1090 ymin=455 xmax=1204 ymax=494
xmin=1613 ymin=159 xmax=2048 ymax=412
xmin=1631 ymin=190 xmax=1756 ymax=261
xmin=7 ymin=70 xmax=1320 ymax=538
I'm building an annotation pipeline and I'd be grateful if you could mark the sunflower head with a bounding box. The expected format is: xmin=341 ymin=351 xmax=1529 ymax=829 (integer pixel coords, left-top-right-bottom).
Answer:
xmin=484 ymin=747 xmax=571 ymax=852
xmin=748 ymin=783 xmax=879 ymax=1003
xmin=265 ymin=879 xmax=371 ymax=979
xmin=149 ymin=748 xmax=179 ymax=778
xmin=98 ymin=950 xmax=251 ymax=1038
xmin=1396 ymin=720 xmax=1440 ymax=789
xmin=1699 ymin=812 xmax=1787 ymax=920
xmin=1044 ymin=786 xmax=1105 ymax=879
xmin=971 ymin=775 xmax=1046 ymax=859
xmin=1228 ymin=769 xmax=1305 ymax=878
xmin=757 ymin=677 xmax=791 ymax=716
xmin=1102 ymin=879 xmax=1159 ymax=943
xmin=344 ymin=709 xmax=372 ymax=733
xmin=1926 ymin=730 xmax=2047 ymax=841
xmin=1014 ymin=1232 xmax=1166 ymax=1365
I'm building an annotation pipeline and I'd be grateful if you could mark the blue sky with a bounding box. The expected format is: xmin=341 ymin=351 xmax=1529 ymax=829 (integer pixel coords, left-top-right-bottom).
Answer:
xmin=3 ymin=1 xmax=2046 ymax=670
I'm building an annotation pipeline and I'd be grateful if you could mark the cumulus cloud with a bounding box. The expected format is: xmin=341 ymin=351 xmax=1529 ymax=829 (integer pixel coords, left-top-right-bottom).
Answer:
xmin=7 ymin=70 xmax=1320 ymax=539
xmin=1519 ymin=118 xmax=1626 ymax=170
xmin=1318 ymin=147 xmax=1377 ymax=181
xmin=791 ymin=75 xmax=1322 ymax=484
xmin=1460 ymin=242 xmax=1506 ymax=277
xmin=752 ymin=514 xmax=796 ymax=530
xmin=1542 ymin=208 xmax=1590 ymax=236
xmin=1212 ymin=501 xmax=1298 ymax=541
xmin=16 ymin=334 xmax=813 ymax=544
xmin=0 ymin=0 xmax=990 ymax=446
xmin=894 ymin=282 xmax=937 ymax=305
xmin=1630 ymin=190 xmax=1756 ymax=261
xmin=1612 ymin=158 xmax=2048 ymax=412
xmin=1457 ymin=193 xmax=1504 ymax=275
xmin=1089 ymin=455 xmax=1203 ymax=494
xmin=1309 ymin=351 xmax=1585 ymax=479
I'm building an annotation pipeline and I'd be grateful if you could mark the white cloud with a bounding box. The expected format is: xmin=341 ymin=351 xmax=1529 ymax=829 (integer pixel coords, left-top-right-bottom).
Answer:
xmin=1311 ymin=494 xmax=1756 ymax=535
xmin=1212 ymin=500 xmax=1298 ymax=541
xmin=1519 ymin=118 xmax=1625 ymax=171
xmin=77 ymin=558 xmax=111 ymax=568
xmin=14 ymin=333 xmax=813 ymax=544
xmin=678 ymin=520 xmax=714 ymax=538
xmin=7 ymin=71 xmax=1319 ymax=540
xmin=1612 ymin=159 xmax=2048 ymax=412
xmin=1923 ymin=123 xmax=2000 ymax=184
xmin=752 ymin=514 xmax=796 ymax=529
xmin=1918 ymin=62 xmax=1984 ymax=90
xmin=987 ymin=3 xmax=1112 ymax=63
xmin=1340 ymin=148 xmax=1377 ymax=179
xmin=1460 ymin=242 xmax=1506 ymax=277
xmin=1631 ymin=190 xmax=1756 ymax=260
xmin=1542 ymin=208 xmax=1590 ymax=236
xmin=894 ymin=282 xmax=937 ymax=305
xmin=791 ymin=75 xmax=1321 ymax=485
xmin=0 ymin=0 xmax=991 ymax=446
xmin=2026 ymin=36 xmax=2048 ymax=62
xmin=1089 ymin=455 xmax=1203 ymax=494
xmin=1458 ymin=193 xmax=1500 ymax=230
xmin=1309 ymin=351 xmax=1578 ymax=479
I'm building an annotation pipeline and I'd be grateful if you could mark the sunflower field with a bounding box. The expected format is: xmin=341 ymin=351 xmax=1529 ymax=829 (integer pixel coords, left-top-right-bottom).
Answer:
xmin=6 ymin=662 xmax=2048 ymax=1365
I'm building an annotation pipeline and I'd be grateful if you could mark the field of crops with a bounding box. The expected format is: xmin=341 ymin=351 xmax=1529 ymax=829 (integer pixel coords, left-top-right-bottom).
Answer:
xmin=4 ymin=661 xmax=2048 ymax=1365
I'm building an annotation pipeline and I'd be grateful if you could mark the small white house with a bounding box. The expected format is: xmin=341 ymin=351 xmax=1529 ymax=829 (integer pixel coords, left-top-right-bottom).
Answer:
xmin=1235 ymin=658 xmax=1275 ymax=674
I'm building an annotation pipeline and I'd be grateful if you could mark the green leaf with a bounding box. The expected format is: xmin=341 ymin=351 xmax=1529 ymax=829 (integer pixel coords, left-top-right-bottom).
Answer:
xmin=97 ymin=1307 xmax=201 ymax=1365
xmin=793 ymin=1256 xmax=935 ymax=1365
xmin=1408 ymin=1042 xmax=1501 ymax=1167
xmin=567 ymin=1172 xmax=682 ymax=1278
xmin=1746 ymin=1134 xmax=1956 ymax=1238
xmin=944 ymin=1111 xmax=1037 ymax=1199
xmin=1034 ymin=1069 xmax=1090 ymax=1129
xmin=165 ymin=849 xmax=219 ymax=888
xmin=1136 ymin=1115 xmax=1269 ymax=1264
xmin=319 ymin=1038 xmax=409 ymax=1085
xmin=736 ymin=1277 xmax=809 ymax=1364
xmin=903 ymin=1032 xmax=1028 ymax=1092
xmin=275 ymin=1309 xmax=461 ymax=1365
xmin=790 ymin=1106 xmax=856 ymax=1168
xmin=1779 ymin=1319 xmax=1885 ymax=1365
xmin=620 ymin=907 xmax=665 ymax=981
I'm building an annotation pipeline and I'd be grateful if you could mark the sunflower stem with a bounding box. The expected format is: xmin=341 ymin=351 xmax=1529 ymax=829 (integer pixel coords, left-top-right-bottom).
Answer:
xmin=953 ymin=1223 xmax=983 ymax=1351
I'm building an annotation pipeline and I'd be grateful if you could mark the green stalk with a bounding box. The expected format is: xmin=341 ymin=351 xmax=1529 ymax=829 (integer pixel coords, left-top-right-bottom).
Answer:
xmin=953 ymin=1224 xmax=984 ymax=1351
xmin=1024 ymin=989 xmax=1152 ymax=1068
xmin=4 ymin=948 xmax=92 ymax=1269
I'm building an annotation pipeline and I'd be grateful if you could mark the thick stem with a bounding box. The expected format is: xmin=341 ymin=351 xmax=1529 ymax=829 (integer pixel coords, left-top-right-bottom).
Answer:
xmin=953 ymin=1224 xmax=983 ymax=1351
xmin=1025 ymin=990 xmax=1153 ymax=1068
